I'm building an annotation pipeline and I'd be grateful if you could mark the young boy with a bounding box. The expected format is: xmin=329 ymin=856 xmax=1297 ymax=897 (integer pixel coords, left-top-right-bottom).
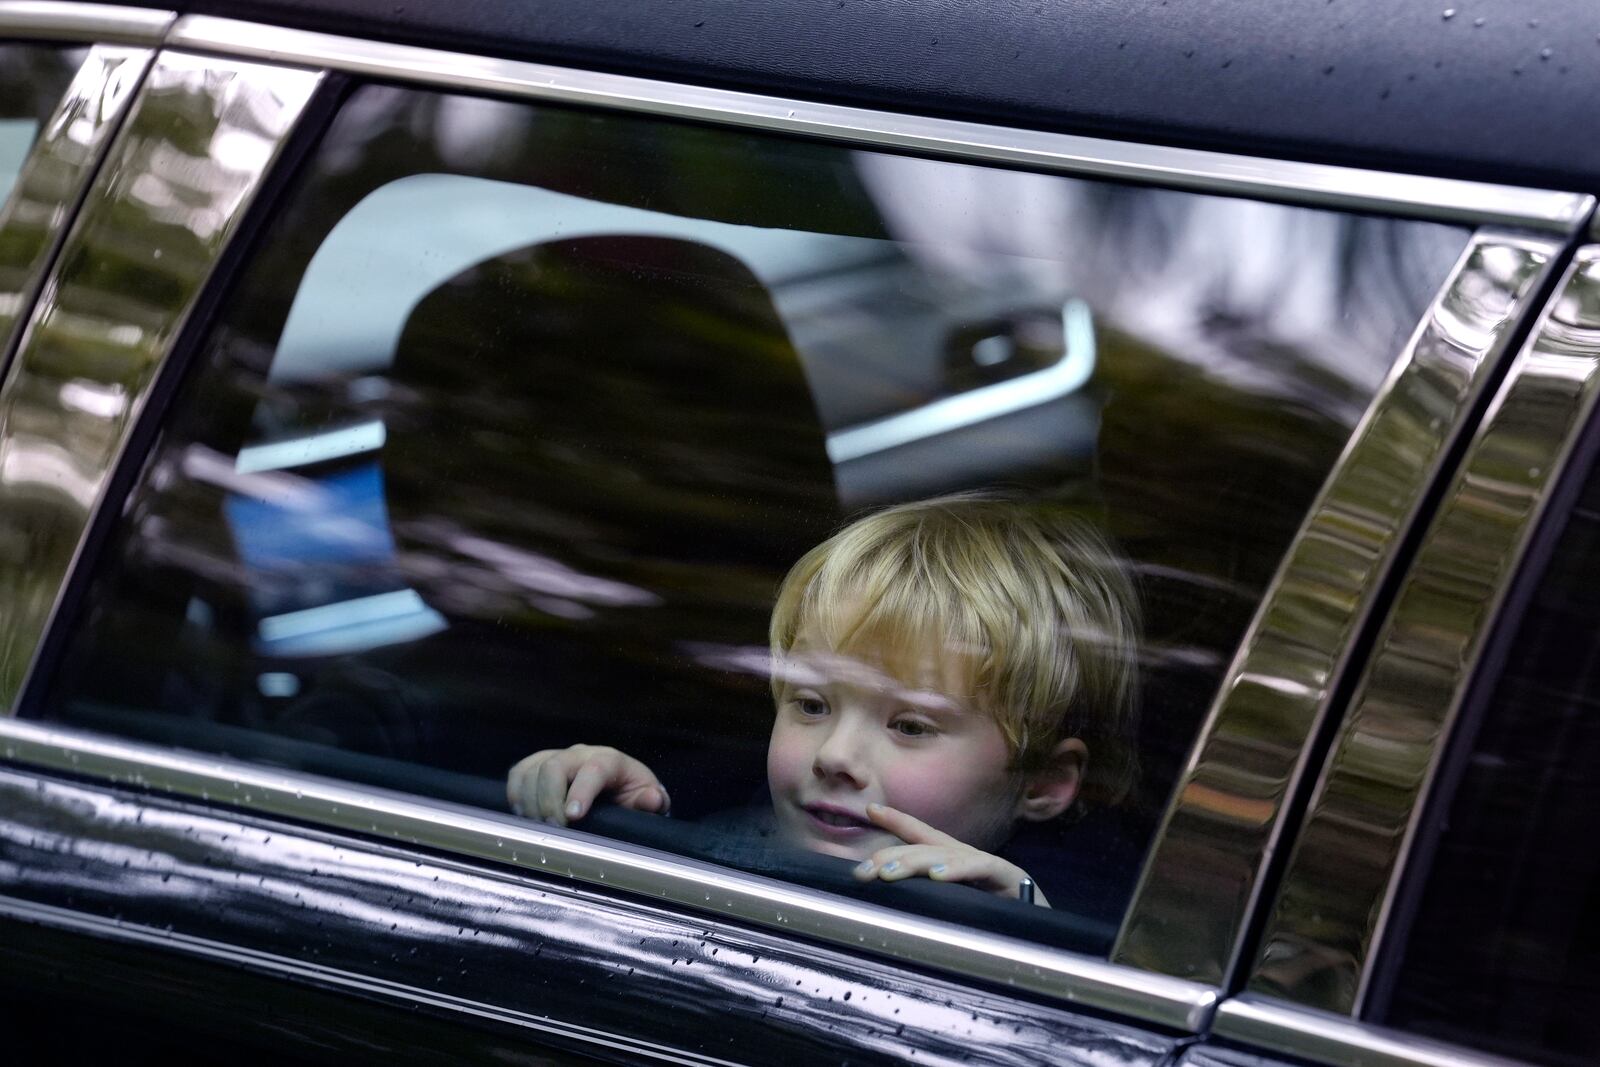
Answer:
xmin=507 ymin=494 xmax=1138 ymax=906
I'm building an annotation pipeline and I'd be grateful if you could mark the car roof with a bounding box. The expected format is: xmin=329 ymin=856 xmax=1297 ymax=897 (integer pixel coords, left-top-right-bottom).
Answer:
xmin=137 ymin=0 xmax=1600 ymax=199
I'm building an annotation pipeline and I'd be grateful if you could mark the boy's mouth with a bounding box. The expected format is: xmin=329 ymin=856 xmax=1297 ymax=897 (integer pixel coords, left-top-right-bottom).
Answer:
xmin=801 ymin=803 xmax=873 ymax=836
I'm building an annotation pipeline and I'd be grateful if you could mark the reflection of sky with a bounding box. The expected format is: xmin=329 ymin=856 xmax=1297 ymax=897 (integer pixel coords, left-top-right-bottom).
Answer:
xmin=270 ymin=173 xmax=880 ymax=384
xmin=0 ymin=118 xmax=37 ymax=207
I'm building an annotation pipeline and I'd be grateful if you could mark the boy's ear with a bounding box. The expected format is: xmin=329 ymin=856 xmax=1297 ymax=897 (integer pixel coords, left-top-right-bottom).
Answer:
xmin=1015 ymin=737 xmax=1087 ymax=823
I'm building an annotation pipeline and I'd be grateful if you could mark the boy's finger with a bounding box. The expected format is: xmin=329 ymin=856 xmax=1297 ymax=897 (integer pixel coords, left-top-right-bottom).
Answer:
xmin=565 ymin=757 xmax=618 ymax=821
xmin=854 ymin=844 xmax=949 ymax=881
xmin=506 ymin=756 xmax=530 ymax=815
xmin=623 ymin=783 xmax=670 ymax=815
xmin=533 ymin=758 xmax=575 ymax=824
xmin=865 ymin=803 xmax=958 ymax=847
xmin=925 ymin=852 xmax=1007 ymax=891
xmin=506 ymin=751 xmax=550 ymax=817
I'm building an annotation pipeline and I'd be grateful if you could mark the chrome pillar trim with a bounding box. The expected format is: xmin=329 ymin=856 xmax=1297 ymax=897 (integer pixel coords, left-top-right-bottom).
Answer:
xmin=0 ymin=53 xmax=323 ymax=705
xmin=1213 ymin=995 xmax=1535 ymax=1067
xmin=0 ymin=1 xmax=171 ymax=43
xmin=166 ymin=16 xmax=1595 ymax=233
xmin=0 ymin=45 xmax=153 ymax=379
xmin=0 ymin=718 xmax=1220 ymax=1032
xmin=1113 ymin=230 xmax=1565 ymax=985
xmin=1246 ymin=246 xmax=1600 ymax=1015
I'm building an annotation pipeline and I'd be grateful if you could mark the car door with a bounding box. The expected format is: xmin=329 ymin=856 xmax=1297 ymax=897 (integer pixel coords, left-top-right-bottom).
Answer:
xmin=1191 ymin=244 xmax=1600 ymax=1067
xmin=0 ymin=5 xmax=1592 ymax=1064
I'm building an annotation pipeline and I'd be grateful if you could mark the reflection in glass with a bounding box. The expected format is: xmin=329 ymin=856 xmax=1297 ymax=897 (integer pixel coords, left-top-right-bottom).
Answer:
xmin=0 ymin=44 xmax=86 ymax=204
xmin=0 ymin=44 xmax=129 ymax=367
xmin=0 ymin=54 xmax=323 ymax=705
xmin=35 ymin=85 xmax=1469 ymax=951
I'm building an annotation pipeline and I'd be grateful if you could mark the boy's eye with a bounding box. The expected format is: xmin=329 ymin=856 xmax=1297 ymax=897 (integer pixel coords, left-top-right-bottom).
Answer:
xmin=794 ymin=697 xmax=828 ymax=717
xmin=891 ymin=718 xmax=934 ymax=737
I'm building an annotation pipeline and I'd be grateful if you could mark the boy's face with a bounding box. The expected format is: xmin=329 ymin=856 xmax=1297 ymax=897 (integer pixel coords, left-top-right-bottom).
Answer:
xmin=766 ymin=622 xmax=1022 ymax=861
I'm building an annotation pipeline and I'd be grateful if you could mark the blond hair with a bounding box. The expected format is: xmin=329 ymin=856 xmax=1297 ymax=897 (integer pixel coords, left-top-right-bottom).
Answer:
xmin=769 ymin=493 xmax=1140 ymax=808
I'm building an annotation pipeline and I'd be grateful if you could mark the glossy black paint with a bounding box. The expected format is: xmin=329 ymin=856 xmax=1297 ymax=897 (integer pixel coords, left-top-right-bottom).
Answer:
xmin=0 ymin=766 xmax=1182 ymax=1065
xmin=113 ymin=0 xmax=1600 ymax=195
xmin=2 ymin=916 xmax=613 ymax=1065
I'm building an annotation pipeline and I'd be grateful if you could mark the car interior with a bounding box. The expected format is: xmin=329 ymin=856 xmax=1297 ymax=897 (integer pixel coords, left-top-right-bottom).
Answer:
xmin=26 ymin=84 xmax=1468 ymax=957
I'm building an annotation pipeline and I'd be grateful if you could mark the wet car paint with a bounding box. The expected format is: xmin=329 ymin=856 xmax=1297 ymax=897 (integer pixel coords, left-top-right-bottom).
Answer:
xmin=0 ymin=767 xmax=1183 ymax=1065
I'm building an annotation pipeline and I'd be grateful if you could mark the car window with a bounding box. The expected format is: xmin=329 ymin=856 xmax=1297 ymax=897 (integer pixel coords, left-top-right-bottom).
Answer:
xmin=1372 ymin=436 xmax=1600 ymax=1067
xmin=24 ymin=82 xmax=1469 ymax=954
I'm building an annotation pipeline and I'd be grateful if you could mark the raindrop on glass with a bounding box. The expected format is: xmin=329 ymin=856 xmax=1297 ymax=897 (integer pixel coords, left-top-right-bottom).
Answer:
xmin=1441 ymin=8 xmax=1455 ymax=20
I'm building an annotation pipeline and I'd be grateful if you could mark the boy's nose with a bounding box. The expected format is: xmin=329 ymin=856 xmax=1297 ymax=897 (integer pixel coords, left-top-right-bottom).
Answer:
xmin=811 ymin=721 xmax=868 ymax=788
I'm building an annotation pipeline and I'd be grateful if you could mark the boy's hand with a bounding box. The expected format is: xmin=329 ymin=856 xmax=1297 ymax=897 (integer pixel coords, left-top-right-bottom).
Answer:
xmin=851 ymin=803 xmax=1050 ymax=907
xmin=506 ymin=745 xmax=670 ymax=827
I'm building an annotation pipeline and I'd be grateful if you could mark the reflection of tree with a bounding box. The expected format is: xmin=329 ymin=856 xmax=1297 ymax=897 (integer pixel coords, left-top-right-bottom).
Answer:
xmin=2 ymin=59 xmax=315 ymax=704
xmin=1 ymin=61 xmax=238 ymax=698
xmin=0 ymin=45 xmax=90 ymax=356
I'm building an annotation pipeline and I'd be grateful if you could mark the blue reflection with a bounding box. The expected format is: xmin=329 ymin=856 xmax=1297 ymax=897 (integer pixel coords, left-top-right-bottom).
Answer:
xmin=224 ymin=459 xmax=447 ymax=655
xmin=0 ymin=118 xmax=38 ymax=206
xmin=226 ymin=462 xmax=395 ymax=567
xmin=255 ymin=588 xmax=446 ymax=657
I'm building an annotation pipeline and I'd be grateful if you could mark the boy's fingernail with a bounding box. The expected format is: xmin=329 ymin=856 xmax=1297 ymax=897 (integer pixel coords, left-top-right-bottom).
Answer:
xmin=866 ymin=802 xmax=884 ymax=814
xmin=854 ymin=860 xmax=876 ymax=876
xmin=929 ymin=864 xmax=948 ymax=878
xmin=881 ymin=860 xmax=902 ymax=875
xmin=565 ymin=800 xmax=582 ymax=817
xmin=510 ymin=800 xmax=523 ymax=816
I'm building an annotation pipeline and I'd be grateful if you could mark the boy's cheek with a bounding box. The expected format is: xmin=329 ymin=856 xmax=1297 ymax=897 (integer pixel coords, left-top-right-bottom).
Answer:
xmin=879 ymin=773 xmax=957 ymax=824
xmin=765 ymin=727 xmax=807 ymax=793
xmin=879 ymin=764 xmax=1012 ymax=843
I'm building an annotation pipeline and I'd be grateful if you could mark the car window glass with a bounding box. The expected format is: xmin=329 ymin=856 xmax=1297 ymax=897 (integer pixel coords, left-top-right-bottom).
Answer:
xmin=0 ymin=44 xmax=89 ymax=208
xmin=1376 ymin=441 xmax=1600 ymax=1067
xmin=29 ymin=84 xmax=1469 ymax=954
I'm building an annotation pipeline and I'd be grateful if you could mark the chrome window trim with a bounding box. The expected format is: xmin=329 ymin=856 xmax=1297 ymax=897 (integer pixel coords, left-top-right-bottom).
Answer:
xmin=1113 ymin=229 xmax=1571 ymax=985
xmin=1245 ymin=245 xmax=1600 ymax=1015
xmin=1213 ymin=994 xmax=1537 ymax=1067
xmin=0 ymin=1 xmax=171 ymax=43
xmin=0 ymin=44 xmax=153 ymax=381
xmin=161 ymin=15 xmax=1596 ymax=233
xmin=0 ymin=717 xmax=1220 ymax=1032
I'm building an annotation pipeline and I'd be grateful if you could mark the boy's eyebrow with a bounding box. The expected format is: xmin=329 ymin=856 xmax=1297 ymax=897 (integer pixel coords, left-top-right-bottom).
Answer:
xmin=887 ymin=687 xmax=968 ymax=716
xmin=775 ymin=648 xmax=973 ymax=715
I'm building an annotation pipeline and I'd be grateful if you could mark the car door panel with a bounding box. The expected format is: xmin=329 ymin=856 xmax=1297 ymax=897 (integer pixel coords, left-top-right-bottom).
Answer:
xmin=0 ymin=765 xmax=1183 ymax=1066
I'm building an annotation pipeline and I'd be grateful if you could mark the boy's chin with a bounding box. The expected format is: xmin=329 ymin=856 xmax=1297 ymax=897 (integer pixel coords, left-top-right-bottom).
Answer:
xmin=776 ymin=824 xmax=890 ymax=862
xmin=802 ymin=838 xmax=875 ymax=862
